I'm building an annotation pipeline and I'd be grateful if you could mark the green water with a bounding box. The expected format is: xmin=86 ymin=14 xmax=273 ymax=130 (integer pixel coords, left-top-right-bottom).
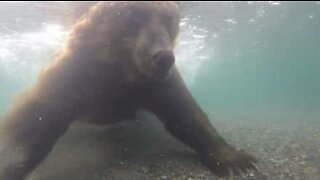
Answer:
xmin=183 ymin=2 xmax=320 ymax=121
xmin=0 ymin=2 xmax=319 ymax=122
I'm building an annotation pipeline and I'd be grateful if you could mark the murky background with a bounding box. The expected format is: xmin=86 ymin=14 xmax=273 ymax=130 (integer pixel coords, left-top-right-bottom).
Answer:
xmin=0 ymin=2 xmax=319 ymax=180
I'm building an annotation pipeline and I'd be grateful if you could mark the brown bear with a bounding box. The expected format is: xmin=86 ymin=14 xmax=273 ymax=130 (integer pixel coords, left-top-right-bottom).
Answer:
xmin=0 ymin=2 xmax=257 ymax=179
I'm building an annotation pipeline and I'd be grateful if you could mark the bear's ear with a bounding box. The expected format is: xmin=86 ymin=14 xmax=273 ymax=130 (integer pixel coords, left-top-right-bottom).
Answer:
xmin=173 ymin=1 xmax=181 ymax=8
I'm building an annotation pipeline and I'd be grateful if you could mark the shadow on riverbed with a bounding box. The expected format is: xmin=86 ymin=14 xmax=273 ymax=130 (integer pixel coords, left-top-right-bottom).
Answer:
xmin=29 ymin=112 xmax=200 ymax=180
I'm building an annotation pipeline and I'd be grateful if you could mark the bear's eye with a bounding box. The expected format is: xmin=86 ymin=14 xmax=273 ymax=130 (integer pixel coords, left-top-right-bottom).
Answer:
xmin=126 ymin=9 xmax=149 ymax=31
xmin=162 ymin=14 xmax=178 ymax=40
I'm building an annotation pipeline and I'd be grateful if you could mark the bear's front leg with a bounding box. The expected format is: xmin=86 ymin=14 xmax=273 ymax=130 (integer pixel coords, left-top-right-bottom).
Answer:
xmin=144 ymin=67 xmax=257 ymax=177
xmin=0 ymin=93 xmax=73 ymax=180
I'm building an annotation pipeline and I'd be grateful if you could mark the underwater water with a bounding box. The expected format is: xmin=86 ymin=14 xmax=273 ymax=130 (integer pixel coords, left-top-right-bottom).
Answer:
xmin=0 ymin=1 xmax=319 ymax=180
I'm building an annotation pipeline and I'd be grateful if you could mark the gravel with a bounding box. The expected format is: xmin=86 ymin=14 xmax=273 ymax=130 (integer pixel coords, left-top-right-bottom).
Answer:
xmin=29 ymin=117 xmax=320 ymax=180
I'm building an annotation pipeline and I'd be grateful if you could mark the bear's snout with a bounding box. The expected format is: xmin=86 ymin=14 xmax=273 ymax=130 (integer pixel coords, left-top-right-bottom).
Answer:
xmin=153 ymin=50 xmax=175 ymax=76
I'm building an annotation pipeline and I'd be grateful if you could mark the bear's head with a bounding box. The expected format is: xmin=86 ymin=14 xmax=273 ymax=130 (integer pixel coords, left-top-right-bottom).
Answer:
xmin=125 ymin=2 xmax=180 ymax=80
xmin=70 ymin=2 xmax=180 ymax=82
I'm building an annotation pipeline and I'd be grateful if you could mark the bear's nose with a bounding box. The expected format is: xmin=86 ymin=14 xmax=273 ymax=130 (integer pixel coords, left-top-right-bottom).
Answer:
xmin=153 ymin=50 xmax=175 ymax=72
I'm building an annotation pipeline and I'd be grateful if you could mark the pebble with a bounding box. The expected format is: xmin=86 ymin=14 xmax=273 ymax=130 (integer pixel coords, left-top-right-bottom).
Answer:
xmin=139 ymin=166 xmax=149 ymax=174
xmin=161 ymin=175 xmax=167 ymax=179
